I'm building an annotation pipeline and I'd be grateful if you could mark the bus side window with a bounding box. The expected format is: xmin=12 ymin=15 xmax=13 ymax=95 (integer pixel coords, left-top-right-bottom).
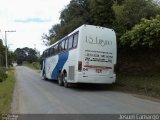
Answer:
xmin=73 ymin=32 xmax=78 ymax=48
xmin=44 ymin=51 xmax=46 ymax=58
xmin=68 ymin=35 xmax=73 ymax=49
xmin=42 ymin=52 xmax=45 ymax=58
xmin=48 ymin=48 xmax=51 ymax=57
xmin=47 ymin=49 xmax=50 ymax=57
xmin=45 ymin=50 xmax=48 ymax=57
xmin=50 ymin=46 xmax=55 ymax=56
xmin=65 ymin=38 xmax=68 ymax=50
xmin=53 ymin=47 xmax=55 ymax=55
xmin=54 ymin=45 xmax=58 ymax=54
xmin=59 ymin=42 xmax=62 ymax=53
xmin=61 ymin=40 xmax=65 ymax=51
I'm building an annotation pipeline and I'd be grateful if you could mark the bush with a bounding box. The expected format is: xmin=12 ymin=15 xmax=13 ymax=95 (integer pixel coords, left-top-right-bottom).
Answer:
xmin=32 ymin=62 xmax=40 ymax=70
xmin=0 ymin=67 xmax=7 ymax=82
xmin=120 ymin=15 xmax=160 ymax=48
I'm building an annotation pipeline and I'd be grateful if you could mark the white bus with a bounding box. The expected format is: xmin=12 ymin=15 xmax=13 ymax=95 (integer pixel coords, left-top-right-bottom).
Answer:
xmin=41 ymin=25 xmax=117 ymax=87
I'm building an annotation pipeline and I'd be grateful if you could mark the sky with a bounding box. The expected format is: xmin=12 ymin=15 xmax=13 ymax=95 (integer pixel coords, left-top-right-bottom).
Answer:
xmin=0 ymin=0 xmax=71 ymax=54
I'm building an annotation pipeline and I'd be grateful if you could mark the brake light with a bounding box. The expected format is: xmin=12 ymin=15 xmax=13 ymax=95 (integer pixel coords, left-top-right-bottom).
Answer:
xmin=78 ymin=61 xmax=82 ymax=72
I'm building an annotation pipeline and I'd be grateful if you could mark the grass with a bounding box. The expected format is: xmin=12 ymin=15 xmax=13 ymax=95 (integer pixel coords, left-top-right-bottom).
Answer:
xmin=0 ymin=68 xmax=15 ymax=113
xmin=115 ymin=72 xmax=160 ymax=99
xmin=23 ymin=62 xmax=41 ymax=70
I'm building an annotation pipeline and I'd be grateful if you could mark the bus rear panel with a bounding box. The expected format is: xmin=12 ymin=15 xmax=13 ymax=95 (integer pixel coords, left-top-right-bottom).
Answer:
xmin=67 ymin=25 xmax=117 ymax=84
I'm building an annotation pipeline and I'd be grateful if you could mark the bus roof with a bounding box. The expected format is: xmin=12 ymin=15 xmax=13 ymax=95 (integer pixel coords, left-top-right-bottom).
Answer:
xmin=43 ymin=24 xmax=114 ymax=52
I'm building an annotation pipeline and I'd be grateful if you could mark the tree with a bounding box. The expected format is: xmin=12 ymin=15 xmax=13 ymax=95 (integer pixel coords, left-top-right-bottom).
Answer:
xmin=46 ymin=0 xmax=117 ymax=44
xmin=15 ymin=47 xmax=38 ymax=65
xmin=43 ymin=0 xmax=90 ymax=44
xmin=15 ymin=48 xmax=26 ymax=65
xmin=89 ymin=0 xmax=115 ymax=27
xmin=42 ymin=0 xmax=160 ymax=47
xmin=26 ymin=48 xmax=38 ymax=63
xmin=112 ymin=0 xmax=160 ymax=37
xmin=60 ymin=0 xmax=90 ymax=24
xmin=120 ymin=15 xmax=160 ymax=48
xmin=0 ymin=39 xmax=5 ymax=67
xmin=8 ymin=51 xmax=16 ymax=66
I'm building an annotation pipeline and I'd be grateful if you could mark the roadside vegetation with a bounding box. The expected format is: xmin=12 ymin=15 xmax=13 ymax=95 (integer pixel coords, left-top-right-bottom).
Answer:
xmin=116 ymin=47 xmax=160 ymax=99
xmin=0 ymin=36 xmax=16 ymax=114
xmin=0 ymin=67 xmax=7 ymax=82
xmin=23 ymin=62 xmax=41 ymax=70
xmin=14 ymin=47 xmax=41 ymax=70
xmin=116 ymin=73 xmax=160 ymax=99
xmin=0 ymin=68 xmax=15 ymax=113
xmin=14 ymin=47 xmax=39 ymax=65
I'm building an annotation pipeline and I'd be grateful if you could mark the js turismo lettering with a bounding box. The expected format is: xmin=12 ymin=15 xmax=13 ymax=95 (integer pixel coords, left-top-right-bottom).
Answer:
xmin=86 ymin=36 xmax=112 ymax=47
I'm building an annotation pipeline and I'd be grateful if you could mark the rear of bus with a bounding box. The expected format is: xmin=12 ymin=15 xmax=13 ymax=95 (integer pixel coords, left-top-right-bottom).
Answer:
xmin=76 ymin=25 xmax=117 ymax=84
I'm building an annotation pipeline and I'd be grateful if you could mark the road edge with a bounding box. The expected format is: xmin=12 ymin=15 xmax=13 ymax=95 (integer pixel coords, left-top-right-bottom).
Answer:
xmin=10 ymin=67 xmax=19 ymax=114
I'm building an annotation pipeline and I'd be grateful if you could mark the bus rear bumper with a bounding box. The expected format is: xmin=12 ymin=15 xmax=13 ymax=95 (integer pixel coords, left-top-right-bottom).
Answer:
xmin=73 ymin=74 xmax=116 ymax=84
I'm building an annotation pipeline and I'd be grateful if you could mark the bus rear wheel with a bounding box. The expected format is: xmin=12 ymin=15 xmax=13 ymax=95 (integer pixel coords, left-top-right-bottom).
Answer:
xmin=58 ymin=74 xmax=64 ymax=86
xmin=63 ymin=77 xmax=69 ymax=88
xmin=42 ymin=73 xmax=48 ymax=80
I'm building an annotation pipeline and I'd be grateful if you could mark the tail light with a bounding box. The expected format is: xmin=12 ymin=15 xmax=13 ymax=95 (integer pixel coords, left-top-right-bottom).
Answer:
xmin=114 ymin=64 xmax=116 ymax=73
xmin=78 ymin=61 xmax=82 ymax=72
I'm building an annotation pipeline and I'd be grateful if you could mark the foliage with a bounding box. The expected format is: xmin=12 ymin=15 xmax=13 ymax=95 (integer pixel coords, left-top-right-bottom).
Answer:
xmin=14 ymin=47 xmax=39 ymax=65
xmin=116 ymin=47 xmax=160 ymax=98
xmin=0 ymin=67 xmax=7 ymax=82
xmin=8 ymin=51 xmax=16 ymax=66
xmin=42 ymin=0 xmax=160 ymax=48
xmin=0 ymin=39 xmax=16 ymax=67
xmin=116 ymin=72 xmax=160 ymax=98
xmin=0 ymin=39 xmax=5 ymax=67
xmin=0 ymin=69 xmax=15 ymax=113
xmin=112 ymin=0 xmax=159 ymax=37
xmin=120 ymin=15 xmax=160 ymax=48
xmin=32 ymin=62 xmax=40 ymax=70
xmin=42 ymin=0 xmax=90 ymax=44
xmin=89 ymin=0 xmax=115 ymax=27
xmin=23 ymin=62 xmax=40 ymax=70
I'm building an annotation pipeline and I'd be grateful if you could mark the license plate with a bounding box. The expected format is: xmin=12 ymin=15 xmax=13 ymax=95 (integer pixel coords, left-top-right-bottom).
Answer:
xmin=96 ymin=69 xmax=102 ymax=73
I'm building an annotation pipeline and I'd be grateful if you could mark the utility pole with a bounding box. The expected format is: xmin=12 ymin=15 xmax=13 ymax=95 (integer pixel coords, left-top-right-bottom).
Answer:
xmin=5 ymin=30 xmax=16 ymax=69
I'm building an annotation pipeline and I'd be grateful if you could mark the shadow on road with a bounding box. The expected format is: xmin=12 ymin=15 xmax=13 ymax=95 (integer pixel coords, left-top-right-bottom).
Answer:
xmin=71 ymin=83 xmax=116 ymax=91
xmin=42 ymin=78 xmax=116 ymax=91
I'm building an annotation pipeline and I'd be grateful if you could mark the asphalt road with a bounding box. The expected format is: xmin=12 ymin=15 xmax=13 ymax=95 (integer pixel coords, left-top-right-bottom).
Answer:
xmin=12 ymin=66 xmax=160 ymax=114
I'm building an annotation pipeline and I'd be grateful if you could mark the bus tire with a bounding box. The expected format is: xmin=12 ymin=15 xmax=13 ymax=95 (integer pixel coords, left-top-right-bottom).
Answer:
xmin=63 ymin=77 xmax=69 ymax=88
xmin=58 ymin=74 xmax=63 ymax=86
xmin=64 ymin=81 xmax=69 ymax=88
xmin=43 ymin=74 xmax=47 ymax=80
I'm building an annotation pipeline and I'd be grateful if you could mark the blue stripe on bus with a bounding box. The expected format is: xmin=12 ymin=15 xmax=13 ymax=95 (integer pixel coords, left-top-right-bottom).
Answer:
xmin=51 ymin=51 xmax=69 ymax=80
